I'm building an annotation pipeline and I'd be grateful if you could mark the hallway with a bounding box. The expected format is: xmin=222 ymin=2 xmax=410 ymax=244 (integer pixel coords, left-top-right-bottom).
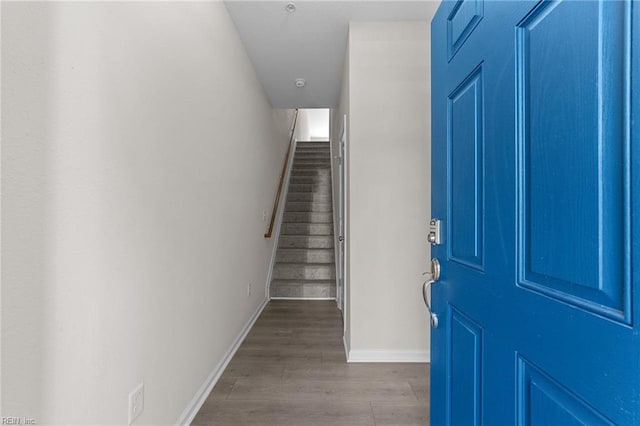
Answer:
xmin=192 ymin=301 xmax=429 ymax=425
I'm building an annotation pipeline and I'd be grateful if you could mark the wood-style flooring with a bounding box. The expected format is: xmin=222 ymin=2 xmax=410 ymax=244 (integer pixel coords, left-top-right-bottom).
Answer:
xmin=192 ymin=300 xmax=429 ymax=425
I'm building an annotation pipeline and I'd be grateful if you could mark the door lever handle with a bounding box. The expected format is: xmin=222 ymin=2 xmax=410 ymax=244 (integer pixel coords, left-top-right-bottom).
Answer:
xmin=421 ymin=259 xmax=440 ymax=328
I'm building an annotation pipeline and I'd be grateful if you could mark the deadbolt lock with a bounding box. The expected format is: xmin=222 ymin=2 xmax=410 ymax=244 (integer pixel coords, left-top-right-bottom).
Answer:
xmin=428 ymin=219 xmax=442 ymax=245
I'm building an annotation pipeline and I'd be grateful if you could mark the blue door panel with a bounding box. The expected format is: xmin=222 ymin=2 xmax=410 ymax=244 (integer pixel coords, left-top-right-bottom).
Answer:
xmin=521 ymin=0 xmax=600 ymax=290
xmin=448 ymin=308 xmax=482 ymax=426
xmin=448 ymin=65 xmax=484 ymax=270
xmin=431 ymin=1 xmax=639 ymax=424
xmin=517 ymin=356 xmax=615 ymax=426
xmin=447 ymin=0 xmax=484 ymax=60
xmin=516 ymin=0 xmax=631 ymax=320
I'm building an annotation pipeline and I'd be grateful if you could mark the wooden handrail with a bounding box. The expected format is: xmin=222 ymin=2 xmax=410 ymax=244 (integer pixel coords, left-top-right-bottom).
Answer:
xmin=265 ymin=109 xmax=300 ymax=238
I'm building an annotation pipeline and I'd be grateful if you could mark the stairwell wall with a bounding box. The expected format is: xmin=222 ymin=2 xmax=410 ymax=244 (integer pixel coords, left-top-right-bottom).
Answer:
xmin=2 ymin=2 xmax=292 ymax=423
xmin=293 ymin=109 xmax=311 ymax=142
xmin=333 ymin=22 xmax=432 ymax=361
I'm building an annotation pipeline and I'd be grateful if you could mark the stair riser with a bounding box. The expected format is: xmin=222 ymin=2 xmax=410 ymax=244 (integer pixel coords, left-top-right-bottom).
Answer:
xmin=287 ymin=192 xmax=332 ymax=199
xmin=270 ymin=283 xmax=336 ymax=298
xmin=289 ymin=180 xmax=331 ymax=188
xmin=289 ymin=176 xmax=332 ymax=184
xmin=283 ymin=212 xmax=333 ymax=223
xmin=294 ymin=158 xmax=331 ymax=163
xmin=286 ymin=193 xmax=332 ymax=202
xmin=294 ymin=150 xmax=331 ymax=155
xmin=295 ymin=154 xmax=331 ymax=159
xmin=288 ymin=184 xmax=332 ymax=193
xmin=273 ymin=265 xmax=336 ymax=280
xmin=293 ymin=162 xmax=330 ymax=166
xmin=281 ymin=223 xmax=333 ymax=235
xmin=291 ymin=167 xmax=331 ymax=173
xmin=276 ymin=249 xmax=334 ymax=263
xmin=293 ymin=163 xmax=331 ymax=169
xmin=294 ymin=152 xmax=331 ymax=156
xmin=286 ymin=202 xmax=332 ymax=213
xmin=294 ymin=159 xmax=331 ymax=163
xmin=293 ymin=160 xmax=330 ymax=165
xmin=296 ymin=143 xmax=330 ymax=148
xmin=279 ymin=236 xmax=334 ymax=249
xmin=294 ymin=154 xmax=331 ymax=159
xmin=290 ymin=170 xmax=330 ymax=176
xmin=292 ymin=168 xmax=331 ymax=173
xmin=291 ymin=164 xmax=331 ymax=172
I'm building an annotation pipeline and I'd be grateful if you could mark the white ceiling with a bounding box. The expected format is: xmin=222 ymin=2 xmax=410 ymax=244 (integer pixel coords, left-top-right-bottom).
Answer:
xmin=224 ymin=1 xmax=439 ymax=108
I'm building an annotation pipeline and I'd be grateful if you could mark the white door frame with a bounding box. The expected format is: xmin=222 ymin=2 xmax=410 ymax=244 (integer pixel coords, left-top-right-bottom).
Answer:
xmin=337 ymin=114 xmax=347 ymax=321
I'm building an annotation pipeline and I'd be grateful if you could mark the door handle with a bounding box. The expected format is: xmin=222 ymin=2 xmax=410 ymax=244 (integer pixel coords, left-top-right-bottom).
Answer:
xmin=422 ymin=258 xmax=440 ymax=328
xmin=338 ymin=236 xmax=344 ymax=242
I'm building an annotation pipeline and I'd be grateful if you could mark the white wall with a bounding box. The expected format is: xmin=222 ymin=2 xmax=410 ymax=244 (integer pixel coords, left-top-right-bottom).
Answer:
xmin=333 ymin=22 xmax=431 ymax=361
xmin=294 ymin=109 xmax=330 ymax=142
xmin=293 ymin=109 xmax=311 ymax=142
xmin=305 ymin=109 xmax=330 ymax=140
xmin=1 ymin=2 xmax=292 ymax=423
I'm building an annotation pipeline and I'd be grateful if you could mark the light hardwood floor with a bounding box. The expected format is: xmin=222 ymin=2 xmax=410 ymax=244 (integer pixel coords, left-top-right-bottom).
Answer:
xmin=192 ymin=300 xmax=429 ymax=425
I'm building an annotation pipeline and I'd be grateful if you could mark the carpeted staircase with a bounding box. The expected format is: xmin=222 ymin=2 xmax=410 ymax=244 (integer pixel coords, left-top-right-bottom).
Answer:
xmin=270 ymin=141 xmax=336 ymax=299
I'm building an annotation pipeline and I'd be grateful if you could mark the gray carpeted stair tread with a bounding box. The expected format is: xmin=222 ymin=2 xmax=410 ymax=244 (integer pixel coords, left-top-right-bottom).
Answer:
xmin=275 ymin=248 xmax=335 ymax=263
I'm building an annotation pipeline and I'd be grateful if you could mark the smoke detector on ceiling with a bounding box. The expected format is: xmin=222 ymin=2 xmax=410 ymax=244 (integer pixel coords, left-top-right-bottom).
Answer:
xmin=285 ymin=3 xmax=296 ymax=13
xmin=295 ymin=78 xmax=306 ymax=88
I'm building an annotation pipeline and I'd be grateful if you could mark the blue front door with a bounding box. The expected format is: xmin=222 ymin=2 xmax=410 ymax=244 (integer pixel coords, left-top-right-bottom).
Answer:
xmin=430 ymin=1 xmax=639 ymax=424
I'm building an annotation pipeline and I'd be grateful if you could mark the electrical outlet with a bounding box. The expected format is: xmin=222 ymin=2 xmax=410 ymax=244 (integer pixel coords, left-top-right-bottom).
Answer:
xmin=262 ymin=210 xmax=268 ymax=222
xmin=128 ymin=383 xmax=144 ymax=425
xmin=247 ymin=283 xmax=252 ymax=297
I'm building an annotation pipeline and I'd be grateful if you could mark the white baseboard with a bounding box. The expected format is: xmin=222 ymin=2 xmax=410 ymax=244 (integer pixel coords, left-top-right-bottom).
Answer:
xmin=270 ymin=297 xmax=336 ymax=301
xmin=343 ymin=335 xmax=351 ymax=362
xmin=176 ymin=298 xmax=268 ymax=425
xmin=347 ymin=349 xmax=430 ymax=363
